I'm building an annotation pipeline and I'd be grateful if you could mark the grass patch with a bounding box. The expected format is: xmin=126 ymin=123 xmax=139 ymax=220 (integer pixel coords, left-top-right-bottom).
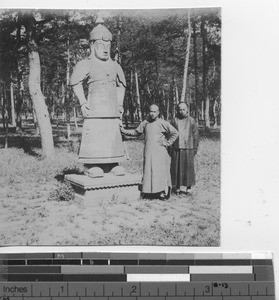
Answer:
xmin=0 ymin=135 xmax=220 ymax=246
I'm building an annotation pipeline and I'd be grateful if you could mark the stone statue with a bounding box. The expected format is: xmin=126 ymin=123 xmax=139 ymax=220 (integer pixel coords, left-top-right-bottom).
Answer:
xmin=70 ymin=17 xmax=126 ymax=177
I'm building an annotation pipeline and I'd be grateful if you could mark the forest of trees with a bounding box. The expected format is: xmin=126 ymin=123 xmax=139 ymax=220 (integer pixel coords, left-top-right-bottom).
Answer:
xmin=0 ymin=8 xmax=221 ymax=157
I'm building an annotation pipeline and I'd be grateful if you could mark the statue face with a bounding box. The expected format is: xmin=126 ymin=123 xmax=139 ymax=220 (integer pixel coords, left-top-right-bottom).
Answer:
xmin=93 ymin=40 xmax=111 ymax=61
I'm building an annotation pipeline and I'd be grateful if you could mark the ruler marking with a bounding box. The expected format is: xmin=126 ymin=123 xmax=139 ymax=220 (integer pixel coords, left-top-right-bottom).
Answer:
xmin=248 ymin=282 xmax=250 ymax=296
xmin=1 ymin=253 xmax=275 ymax=300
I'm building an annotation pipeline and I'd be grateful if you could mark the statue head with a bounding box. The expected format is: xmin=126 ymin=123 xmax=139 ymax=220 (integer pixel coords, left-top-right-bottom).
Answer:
xmin=89 ymin=16 xmax=112 ymax=61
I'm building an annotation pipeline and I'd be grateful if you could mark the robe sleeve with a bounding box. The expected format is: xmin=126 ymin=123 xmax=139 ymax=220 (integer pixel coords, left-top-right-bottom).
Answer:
xmin=70 ymin=59 xmax=90 ymax=86
xmin=120 ymin=120 xmax=146 ymax=136
xmin=192 ymin=118 xmax=199 ymax=154
xmin=161 ymin=120 xmax=178 ymax=147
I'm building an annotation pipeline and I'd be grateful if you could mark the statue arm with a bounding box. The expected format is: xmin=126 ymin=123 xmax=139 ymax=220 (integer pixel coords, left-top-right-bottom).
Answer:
xmin=72 ymin=83 xmax=90 ymax=117
xmin=71 ymin=60 xmax=90 ymax=117
xmin=116 ymin=62 xmax=126 ymax=109
xmin=72 ymin=83 xmax=87 ymax=106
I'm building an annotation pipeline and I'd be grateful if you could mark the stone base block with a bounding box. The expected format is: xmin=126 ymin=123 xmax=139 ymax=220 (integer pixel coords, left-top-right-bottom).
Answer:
xmin=65 ymin=173 xmax=142 ymax=206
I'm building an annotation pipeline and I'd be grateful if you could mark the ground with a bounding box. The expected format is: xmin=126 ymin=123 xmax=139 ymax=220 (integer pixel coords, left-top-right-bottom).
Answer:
xmin=0 ymin=126 xmax=220 ymax=246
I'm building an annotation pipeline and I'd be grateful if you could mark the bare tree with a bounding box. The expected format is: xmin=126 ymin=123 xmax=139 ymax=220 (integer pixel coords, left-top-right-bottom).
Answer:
xmin=24 ymin=13 xmax=55 ymax=157
xmin=180 ymin=9 xmax=192 ymax=105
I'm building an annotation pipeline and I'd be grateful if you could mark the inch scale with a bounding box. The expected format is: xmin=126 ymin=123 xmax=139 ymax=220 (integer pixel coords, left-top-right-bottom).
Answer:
xmin=0 ymin=252 xmax=275 ymax=300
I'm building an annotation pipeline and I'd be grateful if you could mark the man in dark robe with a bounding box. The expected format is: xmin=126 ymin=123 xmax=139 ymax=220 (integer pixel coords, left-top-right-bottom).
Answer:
xmin=171 ymin=102 xmax=199 ymax=195
xmin=120 ymin=105 xmax=178 ymax=200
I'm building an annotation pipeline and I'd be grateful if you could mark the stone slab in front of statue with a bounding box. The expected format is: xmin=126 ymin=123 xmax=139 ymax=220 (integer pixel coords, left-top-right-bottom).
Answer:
xmin=65 ymin=173 xmax=141 ymax=206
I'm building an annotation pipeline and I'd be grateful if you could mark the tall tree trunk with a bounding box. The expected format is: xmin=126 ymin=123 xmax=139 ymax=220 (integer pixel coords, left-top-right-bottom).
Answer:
xmin=180 ymin=9 xmax=192 ymax=104
xmin=2 ymin=82 xmax=7 ymax=130
xmin=73 ymin=106 xmax=78 ymax=132
xmin=4 ymin=109 xmax=9 ymax=149
xmin=61 ymin=82 xmax=66 ymax=122
xmin=28 ymin=50 xmax=55 ymax=157
xmin=201 ymin=17 xmax=210 ymax=132
xmin=32 ymin=107 xmax=39 ymax=134
xmin=162 ymin=87 xmax=166 ymax=120
xmin=173 ymin=78 xmax=179 ymax=118
xmin=134 ymin=70 xmax=142 ymax=122
xmin=193 ymin=16 xmax=199 ymax=124
xmin=165 ymin=91 xmax=169 ymax=121
xmin=65 ymin=36 xmax=71 ymax=139
xmin=16 ymin=70 xmax=24 ymax=130
xmin=15 ymin=17 xmax=23 ymax=131
xmin=213 ymin=99 xmax=218 ymax=128
xmin=129 ymin=70 xmax=134 ymax=125
xmin=10 ymin=81 xmax=16 ymax=127
xmin=204 ymin=95 xmax=210 ymax=130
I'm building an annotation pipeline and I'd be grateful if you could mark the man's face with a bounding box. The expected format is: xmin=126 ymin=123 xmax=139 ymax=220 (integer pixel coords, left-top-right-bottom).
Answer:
xmin=149 ymin=106 xmax=159 ymax=120
xmin=93 ymin=40 xmax=111 ymax=61
xmin=178 ymin=103 xmax=188 ymax=118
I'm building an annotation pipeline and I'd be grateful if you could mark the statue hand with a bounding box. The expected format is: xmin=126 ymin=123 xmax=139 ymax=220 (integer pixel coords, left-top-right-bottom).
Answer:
xmin=119 ymin=105 xmax=124 ymax=120
xmin=81 ymin=103 xmax=90 ymax=117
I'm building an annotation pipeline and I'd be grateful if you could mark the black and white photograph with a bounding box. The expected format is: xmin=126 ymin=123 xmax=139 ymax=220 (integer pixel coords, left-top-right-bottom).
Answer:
xmin=0 ymin=7 xmax=221 ymax=246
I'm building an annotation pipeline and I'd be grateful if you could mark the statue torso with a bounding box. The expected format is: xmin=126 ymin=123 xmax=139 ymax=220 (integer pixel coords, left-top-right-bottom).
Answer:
xmin=87 ymin=57 xmax=119 ymax=118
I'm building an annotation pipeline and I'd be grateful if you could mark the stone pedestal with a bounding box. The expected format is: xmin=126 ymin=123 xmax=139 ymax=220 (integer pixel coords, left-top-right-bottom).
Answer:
xmin=65 ymin=173 xmax=142 ymax=206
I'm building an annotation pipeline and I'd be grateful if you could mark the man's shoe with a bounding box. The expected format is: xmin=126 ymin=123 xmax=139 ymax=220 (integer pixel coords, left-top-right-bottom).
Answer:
xmin=174 ymin=188 xmax=181 ymax=195
xmin=186 ymin=187 xmax=192 ymax=194
xmin=159 ymin=192 xmax=167 ymax=200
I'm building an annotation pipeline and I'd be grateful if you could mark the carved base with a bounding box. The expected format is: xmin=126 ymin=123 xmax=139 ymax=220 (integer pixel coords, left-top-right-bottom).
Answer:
xmin=65 ymin=173 xmax=142 ymax=206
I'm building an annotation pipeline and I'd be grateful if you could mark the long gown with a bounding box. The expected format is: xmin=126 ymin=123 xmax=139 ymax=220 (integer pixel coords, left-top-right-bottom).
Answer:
xmin=123 ymin=118 xmax=178 ymax=194
xmin=170 ymin=116 xmax=199 ymax=188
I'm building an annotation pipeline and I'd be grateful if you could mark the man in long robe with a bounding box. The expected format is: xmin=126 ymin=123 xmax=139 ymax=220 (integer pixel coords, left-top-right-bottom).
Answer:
xmin=171 ymin=102 xmax=199 ymax=195
xmin=121 ymin=105 xmax=178 ymax=200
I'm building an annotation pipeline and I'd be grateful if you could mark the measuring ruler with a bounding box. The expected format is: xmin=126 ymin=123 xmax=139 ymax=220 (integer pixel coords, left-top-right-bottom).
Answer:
xmin=0 ymin=252 xmax=275 ymax=299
